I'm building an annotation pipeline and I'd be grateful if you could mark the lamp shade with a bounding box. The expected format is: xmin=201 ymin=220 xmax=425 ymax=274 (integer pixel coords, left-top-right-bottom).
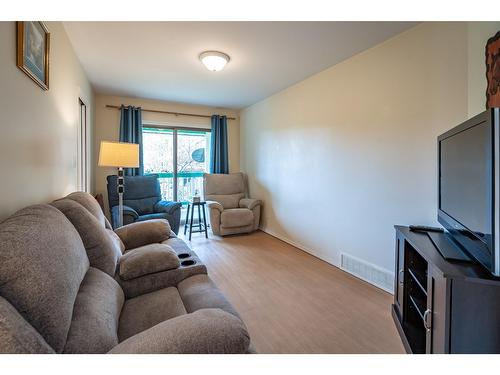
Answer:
xmin=98 ymin=141 xmax=139 ymax=168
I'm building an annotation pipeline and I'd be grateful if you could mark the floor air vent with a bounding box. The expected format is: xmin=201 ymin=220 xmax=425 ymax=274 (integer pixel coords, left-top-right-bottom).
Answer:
xmin=340 ymin=253 xmax=394 ymax=293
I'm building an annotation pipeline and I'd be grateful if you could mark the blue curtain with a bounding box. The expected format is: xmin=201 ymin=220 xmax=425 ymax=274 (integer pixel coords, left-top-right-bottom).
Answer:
xmin=210 ymin=115 xmax=229 ymax=174
xmin=119 ymin=105 xmax=143 ymax=176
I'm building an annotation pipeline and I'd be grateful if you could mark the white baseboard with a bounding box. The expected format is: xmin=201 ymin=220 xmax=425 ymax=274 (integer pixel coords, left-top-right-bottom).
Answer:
xmin=259 ymin=226 xmax=394 ymax=294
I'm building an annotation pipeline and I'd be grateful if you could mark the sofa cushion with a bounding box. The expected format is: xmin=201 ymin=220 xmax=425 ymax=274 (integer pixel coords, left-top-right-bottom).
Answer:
xmin=115 ymin=219 xmax=171 ymax=250
xmin=119 ymin=244 xmax=180 ymax=281
xmin=64 ymin=268 xmax=124 ymax=353
xmin=111 ymin=308 xmax=250 ymax=354
xmin=0 ymin=204 xmax=89 ymax=353
xmin=221 ymin=208 xmax=254 ymax=228
xmin=0 ymin=296 xmax=54 ymax=354
xmin=118 ymin=287 xmax=187 ymax=341
xmin=51 ymin=199 xmax=124 ymax=276
xmin=178 ymin=274 xmax=240 ymax=318
xmin=65 ymin=191 xmax=108 ymax=228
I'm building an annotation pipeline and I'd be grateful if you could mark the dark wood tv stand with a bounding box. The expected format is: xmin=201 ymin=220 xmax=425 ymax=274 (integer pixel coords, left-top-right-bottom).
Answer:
xmin=392 ymin=226 xmax=500 ymax=353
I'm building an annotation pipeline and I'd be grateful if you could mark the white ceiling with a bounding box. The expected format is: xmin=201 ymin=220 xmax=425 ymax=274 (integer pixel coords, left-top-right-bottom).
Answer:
xmin=63 ymin=22 xmax=417 ymax=109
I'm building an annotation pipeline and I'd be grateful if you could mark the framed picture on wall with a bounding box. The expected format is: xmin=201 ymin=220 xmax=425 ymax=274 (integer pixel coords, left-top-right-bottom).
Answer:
xmin=486 ymin=30 xmax=500 ymax=108
xmin=16 ymin=21 xmax=50 ymax=90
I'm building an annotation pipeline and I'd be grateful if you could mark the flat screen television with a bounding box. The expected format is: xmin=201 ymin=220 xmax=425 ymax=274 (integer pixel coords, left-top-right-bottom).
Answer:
xmin=438 ymin=108 xmax=500 ymax=276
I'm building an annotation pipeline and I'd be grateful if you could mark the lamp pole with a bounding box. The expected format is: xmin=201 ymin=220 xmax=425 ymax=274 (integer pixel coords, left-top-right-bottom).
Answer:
xmin=118 ymin=166 xmax=124 ymax=228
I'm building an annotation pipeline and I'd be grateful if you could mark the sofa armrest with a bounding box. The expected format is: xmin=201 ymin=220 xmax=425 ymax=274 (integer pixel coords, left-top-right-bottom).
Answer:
xmin=115 ymin=219 xmax=171 ymax=250
xmin=154 ymin=200 xmax=182 ymax=215
xmin=108 ymin=308 xmax=250 ymax=354
xmin=207 ymin=200 xmax=224 ymax=213
xmin=239 ymin=198 xmax=261 ymax=210
xmin=119 ymin=244 xmax=180 ymax=280
xmin=111 ymin=205 xmax=139 ymax=229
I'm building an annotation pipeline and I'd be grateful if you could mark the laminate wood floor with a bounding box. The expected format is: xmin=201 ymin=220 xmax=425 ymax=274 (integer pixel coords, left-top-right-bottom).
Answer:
xmin=180 ymin=229 xmax=405 ymax=354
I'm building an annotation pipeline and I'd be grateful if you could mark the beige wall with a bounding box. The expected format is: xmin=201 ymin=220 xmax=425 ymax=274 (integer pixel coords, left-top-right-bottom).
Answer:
xmin=94 ymin=95 xmax=240 ymax=216
xmin=0 ymin=21 xmax=94 ymax=220
xmin=240 ymin=22 xmax=500 ymax=274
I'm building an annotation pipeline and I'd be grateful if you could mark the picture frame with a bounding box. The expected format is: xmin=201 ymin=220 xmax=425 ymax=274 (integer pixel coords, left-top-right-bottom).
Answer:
xmin=16 ymin=21 xmax=50 ymax=90
xmin=486 ymin=30 xmax=500 ymax=108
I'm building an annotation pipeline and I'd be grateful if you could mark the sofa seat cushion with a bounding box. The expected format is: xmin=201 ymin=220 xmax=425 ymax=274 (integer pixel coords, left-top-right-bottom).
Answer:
xmin=64 ymin=268 xmax=124 ymax=353
xmin=0 ymin=204 xmax=89 ymax=353
xmin=221 ymin=208 xmax=254 ymax=228
xmin=119 ymin=244 xmax=180 ymax=281
xmin=51 ymin=198 xmax=124 ymax=276
xmin=177 ymin=274 xmax=240 ymax=318
xmin=118 ymin=287 xmax=187 ymax=341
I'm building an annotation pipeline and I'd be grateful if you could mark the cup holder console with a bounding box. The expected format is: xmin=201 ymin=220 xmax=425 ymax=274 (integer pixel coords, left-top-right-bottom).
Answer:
xmin=181 ymin=259 xmax=196 ymax=267
xmin=177 ymin=253 xmax=191 ymax=259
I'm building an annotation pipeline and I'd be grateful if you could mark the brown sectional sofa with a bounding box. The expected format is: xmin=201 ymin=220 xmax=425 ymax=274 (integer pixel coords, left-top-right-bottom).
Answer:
xmin=0 ymin=192 xmax=251 ymax=354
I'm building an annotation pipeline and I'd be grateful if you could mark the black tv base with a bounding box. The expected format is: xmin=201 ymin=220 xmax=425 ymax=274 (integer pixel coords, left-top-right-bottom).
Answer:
xmin=426 ymin=231 xmax=472 ymax=262
xmin=393 ymin=225 xmax=500 ymax=353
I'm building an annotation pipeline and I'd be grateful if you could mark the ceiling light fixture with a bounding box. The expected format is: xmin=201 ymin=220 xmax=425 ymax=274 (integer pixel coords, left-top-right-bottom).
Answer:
xmin=199 ymin=51 xmax=230 ymax=72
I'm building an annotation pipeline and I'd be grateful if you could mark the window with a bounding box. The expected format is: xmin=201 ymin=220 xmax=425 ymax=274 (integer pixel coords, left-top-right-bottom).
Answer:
xmin=143 ymin=126 xmax=211 ymax=204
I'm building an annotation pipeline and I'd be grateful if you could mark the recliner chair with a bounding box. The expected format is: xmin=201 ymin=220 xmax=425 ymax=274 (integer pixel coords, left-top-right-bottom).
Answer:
xmin=107 ymin=174 xmax=182 ymax=234
xmin=204 ymin=172 xmax=262 ymax=236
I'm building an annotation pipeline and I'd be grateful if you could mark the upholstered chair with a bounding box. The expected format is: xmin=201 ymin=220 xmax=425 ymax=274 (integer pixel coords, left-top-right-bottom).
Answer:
xmin=203 ymin=173 xmax=262 ymax=236
xmin=107 ymin=174 xmax=182 ymax=234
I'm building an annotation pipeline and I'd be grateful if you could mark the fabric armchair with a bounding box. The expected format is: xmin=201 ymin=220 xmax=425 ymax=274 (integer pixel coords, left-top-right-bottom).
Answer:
xmin=203 ymin=173 xmax=262 ymax=236
xmin=107 ymin=174 xmax=182 ymax=234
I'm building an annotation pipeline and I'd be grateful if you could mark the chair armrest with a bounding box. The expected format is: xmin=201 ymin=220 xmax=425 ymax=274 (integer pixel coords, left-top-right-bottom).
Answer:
xmin=115 ymin=219 xmax=171 ymax=250
xmin=154 ymin=200 xmax=182 ymax=215
xmin=207 ymin=201 xmax=224 ymax=213
xmin=239 ymin=198 xmax=261 ymax=210
xmin=108 ymin=309 xmax=250 ymax=354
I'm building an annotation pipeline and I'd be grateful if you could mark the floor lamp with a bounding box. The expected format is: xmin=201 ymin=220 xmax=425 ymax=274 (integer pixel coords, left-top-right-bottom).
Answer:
xmin=98 ymin=141 xmax=140 ymax=228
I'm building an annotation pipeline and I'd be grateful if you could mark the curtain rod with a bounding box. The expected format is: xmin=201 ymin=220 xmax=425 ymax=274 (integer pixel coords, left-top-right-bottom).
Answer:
xmin=105 ymin=105 xmax=236 ymax=121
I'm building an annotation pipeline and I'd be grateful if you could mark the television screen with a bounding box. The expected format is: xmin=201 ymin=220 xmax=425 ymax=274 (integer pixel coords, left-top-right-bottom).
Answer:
xmin=439 ymin=119 xmax=493 ymax=247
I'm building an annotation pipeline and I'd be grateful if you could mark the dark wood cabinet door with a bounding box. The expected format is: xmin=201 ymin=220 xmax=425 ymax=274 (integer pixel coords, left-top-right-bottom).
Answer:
xmin=427 ymin=265 xmax=450 ymax=354
xmin=394 ymin=235 xmax=405 ymax=315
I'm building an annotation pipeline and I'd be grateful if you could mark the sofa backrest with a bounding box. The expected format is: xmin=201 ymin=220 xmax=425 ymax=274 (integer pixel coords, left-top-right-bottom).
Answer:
xmin=203 ymin=173 xmax=246 ymax=209
xmin=107 ymin=174 xmax=161 ymax=214
xmin=66 ymin=191 xmax=113 ymax=229
xmin=0 ymin=204 xmax=90 ymax=353
xmin=51 ymin=197 xmax=124 ymax=277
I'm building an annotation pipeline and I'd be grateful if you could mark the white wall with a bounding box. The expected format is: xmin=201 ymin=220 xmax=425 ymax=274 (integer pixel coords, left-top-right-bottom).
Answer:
xmin=93 ymin=95 xmax=240 ymax=217
xmin=0 ymin=21 xmax=94 ymax=220
xmin=240 ymin=22 xmax=500 ymax=274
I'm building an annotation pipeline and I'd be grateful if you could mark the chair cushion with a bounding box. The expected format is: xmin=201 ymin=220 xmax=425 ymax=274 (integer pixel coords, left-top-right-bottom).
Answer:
xmin=51 ymin=198 xmax=124 ymax=276
xmin=204 ymin=172 xmax=245 ymax=195
xmin=137 ymin=213 xmax=170 ymax=221
xmin=115 ymin=219 xmax=171 ymax=250
xmin=63 ymin=268 xmax=124 ymax=353
xmin=0 ymin=296 xmax=54 ymax=353
xmin=221 ymin=208 xmax=254 ymax=228
xmin=119 ymin=244 xmax=180 ymax=281
xmin=118 ymin=287 xmax=187 ymax=341
xmin=107 ymin=174 xmax=161 ymax=215
xmin=0 ymin=204 xmax=89 ymax=353
xmin=207 ymin=193 xmax=245 ymax=209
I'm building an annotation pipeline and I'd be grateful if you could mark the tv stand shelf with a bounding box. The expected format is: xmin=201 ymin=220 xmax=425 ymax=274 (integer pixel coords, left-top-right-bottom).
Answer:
xmin=393 ymin=226 xmax=500 ymax=354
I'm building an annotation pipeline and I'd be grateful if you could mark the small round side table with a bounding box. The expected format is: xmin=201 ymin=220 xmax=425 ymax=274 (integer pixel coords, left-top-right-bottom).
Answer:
xmin=184 ymin=201 xmax=208 ymax=240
